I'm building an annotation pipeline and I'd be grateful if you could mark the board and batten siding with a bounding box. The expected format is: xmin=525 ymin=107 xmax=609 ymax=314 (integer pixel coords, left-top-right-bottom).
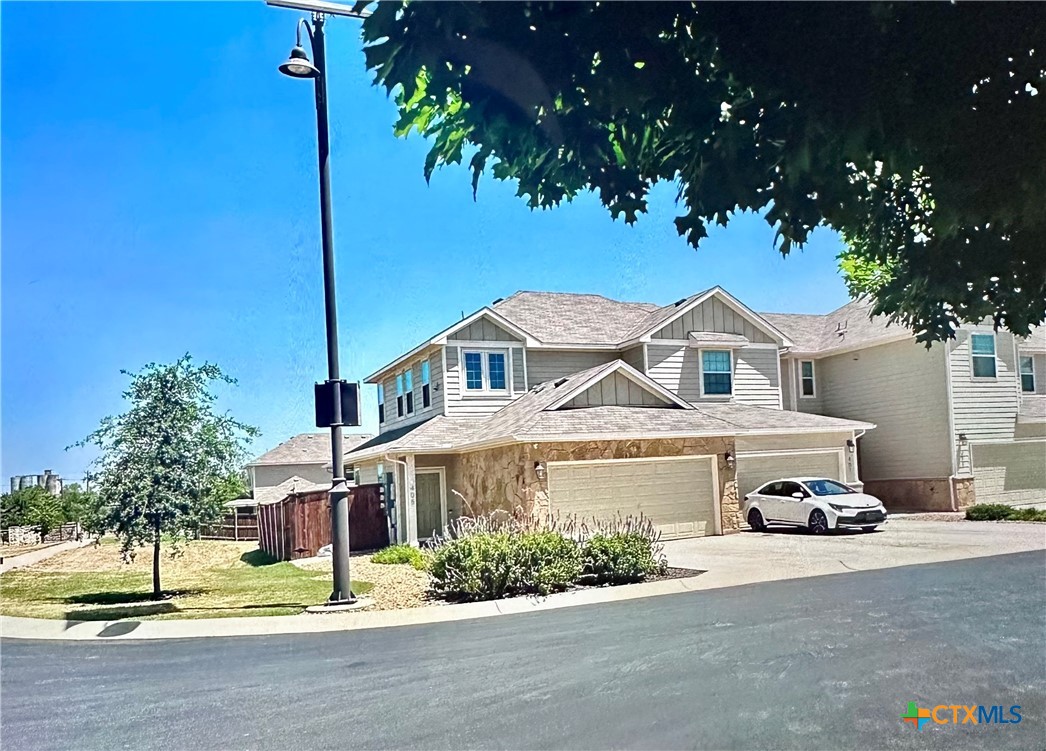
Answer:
xmin=733 ymin=347 xmax=781 ymax=408
xmin=621 ymin=345 xmax=645 ymax=372
xmin=564 ymin=372 xmax=673 ymax=408
xmin=651 ymin=297 xmax=775 ymax=343
xmin=447 ymin=315 xmax=523 ymax=343
xmin=378 ymin=349 xmax=443 ymax=434
xmin=646 ymin=343 xmax=781 ymax=407
xmin=817 ymin=339 xmax=952 ymax=480
xmin=444 ymin=345 xmax=526 ymax=418
xmin=526 ymin=350 xmax=618 ymax=386
xmin=949 ymin=328 xmax=1020 ymax=442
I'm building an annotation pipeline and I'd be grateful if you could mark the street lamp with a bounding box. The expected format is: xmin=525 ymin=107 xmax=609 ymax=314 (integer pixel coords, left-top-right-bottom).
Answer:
xmin=271 ymin=0 xmax=367 ymax=605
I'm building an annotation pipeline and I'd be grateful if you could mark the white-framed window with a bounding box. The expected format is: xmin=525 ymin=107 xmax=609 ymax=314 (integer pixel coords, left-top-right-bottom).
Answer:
xmin=1020 ymin=356 xmax=1035 ymax=393
xmin=377 ymin=383 xmax=385 ymax=423
xmin=404 ymin=368 xmax=414 ymax=414
xmin=395 ymin=373 xmax=404 ymax=416
xmin=700 ymin=349 xmax=732 ymax=396
xmin=970 ymin=333 xmax=997 ymax=379
xmin=800 ymin=360 xmax=816 ymax=398
xmin=463 ymin=350 xmax=508 ymax=392
xmin=422 ymin=360 xmax=431 ymax=407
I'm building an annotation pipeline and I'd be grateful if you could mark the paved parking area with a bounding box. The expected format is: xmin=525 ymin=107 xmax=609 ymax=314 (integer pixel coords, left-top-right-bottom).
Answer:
xmin=665 ymin=519 xmax=1046 ymax=590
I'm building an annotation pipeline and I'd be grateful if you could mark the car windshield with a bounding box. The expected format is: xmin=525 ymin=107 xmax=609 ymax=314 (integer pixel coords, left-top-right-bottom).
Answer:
xmin=804 ymin=479 xmax=856 ymax=496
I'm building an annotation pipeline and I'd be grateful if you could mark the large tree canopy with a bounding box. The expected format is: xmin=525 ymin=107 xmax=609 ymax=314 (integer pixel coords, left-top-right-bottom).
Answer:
xmin=361 ymin=1 xmax=1046 ymax=341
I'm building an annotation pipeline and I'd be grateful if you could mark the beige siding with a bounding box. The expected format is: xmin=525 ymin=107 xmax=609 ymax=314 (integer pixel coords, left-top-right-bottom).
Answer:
xmin=378 ymin=349 xmax=443 ymax=434
xmin=736 ymin=433 xmax=850 ymax=453
xmin=816 ymin=339 xmax=952 ymax=480
xmin=526 ymin=350 xmax=617 ymax=386
xmin=781 ymin=356 xmax=797 ymax=411
xmin=972 ymin=440 xmax=1046 ymax=506
xmin=448 ymin=315 xmax=522 ymax=342
xmin=949 ymin=329 xmax=1020 ymax=442
xmin=651 ymin=297 xmax=775 ymax=343
xmin=444 ymin=345 xmax=519 ymax=418
xmin=733 ymin=347 xmax=781 ymax=409
xmin=565 ymin=372 xmax=673 ymax=408
xmin=353 ymin=460 xmax=383 ymax=485
xmin=647 ymin=344 xmax=701 ymax=402
xmin=252 ymin=463 xmax=330 ymax=491
xmin=622 ymin=345 xmax=645 ymax=372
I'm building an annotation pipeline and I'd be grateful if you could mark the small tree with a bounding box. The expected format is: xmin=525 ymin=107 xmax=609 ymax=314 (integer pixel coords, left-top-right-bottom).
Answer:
xmin=76 ymin=355 xmax=259 ymax=599
xmin=58 ymin=483 xmax=96 ymax=526
xmin=1 ymin=486 xmax=62 ymax=537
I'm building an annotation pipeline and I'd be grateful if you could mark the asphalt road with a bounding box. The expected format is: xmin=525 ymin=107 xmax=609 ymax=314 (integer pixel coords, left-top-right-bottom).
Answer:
xmin=3 ymin=551 xmax=1044 ymax=750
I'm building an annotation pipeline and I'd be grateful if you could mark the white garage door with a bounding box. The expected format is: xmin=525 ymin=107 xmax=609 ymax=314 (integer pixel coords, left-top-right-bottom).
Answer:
xmin=737 ymin=450 xmax=843 ymax=499
xmin=548 ymin=456 xmax=718 ymax=539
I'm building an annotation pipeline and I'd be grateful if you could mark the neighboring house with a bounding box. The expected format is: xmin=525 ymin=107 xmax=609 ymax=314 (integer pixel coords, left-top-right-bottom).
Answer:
xmin=346 ymin=287 xmax=875 ymax=544
xmin=248 ymin=432 xmax=373 ymax=505
xmin=764 ymin=301 xmax=1046 ymax=510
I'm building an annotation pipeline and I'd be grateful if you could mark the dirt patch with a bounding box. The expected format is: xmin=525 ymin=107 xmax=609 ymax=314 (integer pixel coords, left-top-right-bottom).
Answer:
xmin=294 ymin=555 xmax=436 ymax=610
xmin=32 ymin=539 xmax=257 ymax=574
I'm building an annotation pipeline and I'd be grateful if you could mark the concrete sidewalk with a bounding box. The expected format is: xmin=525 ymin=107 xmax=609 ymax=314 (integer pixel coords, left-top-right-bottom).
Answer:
xmin=2 ymin=520 xmax=1043 ymax=641
xmin=0 ymin=538 xmax=94 ymax=574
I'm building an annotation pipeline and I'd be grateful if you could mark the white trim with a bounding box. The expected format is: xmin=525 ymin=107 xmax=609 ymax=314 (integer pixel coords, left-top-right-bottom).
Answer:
xmin=798 ymin=359 xmax=817 ymax=399
xmin=414 ymin=466 xmax=447 ymax=540
xmin=404 ymin=454 xmax=418 ymax=545
xmin=944 ymin=340 xmax=958 ymax=477
xmin=437 ymin=308 xmax=536 ymax=346
xmin=546 ymin=454 xmax=711 ymax=468
xmin=544 ymin=360 xmax=694 ymax=411
xmin=698 ymin=347 xmax=734 ymax=398
xmin=522 ymin=346 xmax=529 ymax=390
xmin=775 ymin=349 xmax=784 ymax=410
xmin=1019 ymin=354 xmax=1036 ymax=394
xmin=969 ymin=332 xmax=998 ymax=381
xmin=461 ymin=348 xmax=510 ymax=395
xmin=526 ymin=343 xmax=622 ymax=351
xmin=642 ymin=343 xmax=649 ymax=374
xmin=967 ymin=437 xmax=1046 ymax=446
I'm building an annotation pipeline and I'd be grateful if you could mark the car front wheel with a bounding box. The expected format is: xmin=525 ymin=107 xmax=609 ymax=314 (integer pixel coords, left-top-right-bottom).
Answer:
xmin=808 ymin=509 xmax=830 ymax=535
xmin=747 ymin=508 xmax=766 ymax=532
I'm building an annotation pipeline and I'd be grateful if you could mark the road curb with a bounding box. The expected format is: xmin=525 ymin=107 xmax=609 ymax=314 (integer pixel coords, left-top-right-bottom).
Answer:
xmin=0 ymin=573 xmax=706 ymax=642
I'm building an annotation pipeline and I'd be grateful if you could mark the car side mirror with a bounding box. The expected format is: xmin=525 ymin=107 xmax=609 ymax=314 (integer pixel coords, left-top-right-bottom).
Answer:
xmin=791 ymin=492 xmax=805 ymax=499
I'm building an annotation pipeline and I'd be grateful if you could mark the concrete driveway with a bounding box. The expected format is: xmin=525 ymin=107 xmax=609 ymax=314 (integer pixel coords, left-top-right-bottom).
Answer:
xmin=665 ymin=518 xmax=1046 ymax=590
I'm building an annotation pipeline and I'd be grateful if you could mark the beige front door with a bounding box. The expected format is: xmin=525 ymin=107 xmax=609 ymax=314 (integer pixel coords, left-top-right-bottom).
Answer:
xmin=547 ymin=456 xmax=719 ymax=539
xmin=415 ymin=470 xmax=445 ymax=539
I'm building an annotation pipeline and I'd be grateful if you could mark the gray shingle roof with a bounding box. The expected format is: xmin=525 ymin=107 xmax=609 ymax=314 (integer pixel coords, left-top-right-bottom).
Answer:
xmin=763 ymin=297 xmax=910 ymax=355
xmin=250 ymin=432 xmax=373 ymax=466
xmin=492 ymin=291 xmax=659 ymax=345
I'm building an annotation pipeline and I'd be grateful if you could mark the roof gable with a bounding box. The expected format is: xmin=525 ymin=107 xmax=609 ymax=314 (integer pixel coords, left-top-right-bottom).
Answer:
xmin=626 ymin=287 xmax=793 ymax=346
xmin=545 ymin=360 xmax=693 ymax=411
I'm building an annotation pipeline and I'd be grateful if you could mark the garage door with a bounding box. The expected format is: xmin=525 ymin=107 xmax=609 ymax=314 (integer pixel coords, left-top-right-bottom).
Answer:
xmin=736 ymin=450 xmax=843 ymax=500
xmin=548 ymin=456 xmax=717 ymax=539
xmin=972 ymin=440 xmax=1046 ymax=506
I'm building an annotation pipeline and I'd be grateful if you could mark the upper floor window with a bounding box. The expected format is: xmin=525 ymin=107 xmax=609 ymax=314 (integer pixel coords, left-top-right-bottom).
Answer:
xmin=463 ymin=350 xmax=508 ymax=392
xmin=377 ymin=383 xmax=385 ymax=423
xmin=396 ymin=373 xmax=404 ymax=416
xmin=1020 ymin=356 xmax=1035 ymax=393
xmin=701 ymin=350 xmax=732 ymax=396
xmin=404 ymin=368 xmax=414 ymax=414
xmin=422 ymin=360 xmax=431 ymax=407
xmin=970 ymin=334 xmax=997 ymax=378
xmin=800 ymin=360 xmax=816 ymax=398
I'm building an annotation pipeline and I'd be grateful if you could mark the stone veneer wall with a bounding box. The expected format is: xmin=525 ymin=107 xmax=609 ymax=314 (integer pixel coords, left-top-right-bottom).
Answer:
xmin=452 ymin=437 xmax=740 ymax=534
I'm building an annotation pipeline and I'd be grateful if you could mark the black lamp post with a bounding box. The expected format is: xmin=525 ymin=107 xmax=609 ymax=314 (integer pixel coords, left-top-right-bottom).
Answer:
xmin=277 ymin=10 xmax=358 ymax=605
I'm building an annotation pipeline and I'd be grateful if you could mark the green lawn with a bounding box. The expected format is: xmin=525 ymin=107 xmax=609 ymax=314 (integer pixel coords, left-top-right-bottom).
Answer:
xmin=0 ymin=541 xmax=372 ymax=621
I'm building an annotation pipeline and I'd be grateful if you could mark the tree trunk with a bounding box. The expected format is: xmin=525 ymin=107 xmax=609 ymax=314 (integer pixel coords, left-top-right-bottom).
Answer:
xmin=152 ymin=518 xmax=162 ymax=600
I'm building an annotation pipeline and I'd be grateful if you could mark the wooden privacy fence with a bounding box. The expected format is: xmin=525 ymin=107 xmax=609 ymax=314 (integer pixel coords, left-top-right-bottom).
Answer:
xmin=258 ymin=484 xmax=388 ymax=561
xmin=202 ymin=512 xmax=259 ymax=541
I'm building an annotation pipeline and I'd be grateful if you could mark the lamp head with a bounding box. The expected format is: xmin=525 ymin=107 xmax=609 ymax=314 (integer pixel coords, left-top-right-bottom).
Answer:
xmin=279 ymin=45 xmax=319 ymax=79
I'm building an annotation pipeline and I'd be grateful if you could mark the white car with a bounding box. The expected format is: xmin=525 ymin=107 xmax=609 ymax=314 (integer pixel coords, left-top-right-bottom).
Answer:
xmin=743 ymin=477 xmax=888 ymax=534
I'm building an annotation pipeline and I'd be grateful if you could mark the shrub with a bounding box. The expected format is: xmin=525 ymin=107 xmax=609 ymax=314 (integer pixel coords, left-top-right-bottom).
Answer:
xmin=965 ymin=504 xmax=1046 ymax=522
xmin=582 ymin=532 xmax=663 ymax=585
xmin=429 ymin=529 xmax=582 ymax=601
xmin=371 ymin=544 xmax=430 ymax=571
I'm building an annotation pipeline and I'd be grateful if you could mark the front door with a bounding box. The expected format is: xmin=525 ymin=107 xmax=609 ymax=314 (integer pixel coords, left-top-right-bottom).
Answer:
xmin=415 ymin=470 xmax=445 ymax=540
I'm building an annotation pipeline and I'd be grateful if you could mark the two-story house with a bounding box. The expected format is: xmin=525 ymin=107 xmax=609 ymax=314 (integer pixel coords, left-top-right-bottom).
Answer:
xmin=764 ymin=300 xmax=1046 ymax=511
xmin=346 ymin=287 xmax=876 ymax=544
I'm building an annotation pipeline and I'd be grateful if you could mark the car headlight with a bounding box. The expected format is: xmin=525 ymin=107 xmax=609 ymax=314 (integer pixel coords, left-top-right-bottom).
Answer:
xmin=828 ymin=503 xmax=850 ymax=512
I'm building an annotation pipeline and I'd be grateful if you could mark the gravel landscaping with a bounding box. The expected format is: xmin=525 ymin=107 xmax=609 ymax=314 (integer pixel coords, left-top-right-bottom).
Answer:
xmin=293 ymin=554 xmax=437 ymax=610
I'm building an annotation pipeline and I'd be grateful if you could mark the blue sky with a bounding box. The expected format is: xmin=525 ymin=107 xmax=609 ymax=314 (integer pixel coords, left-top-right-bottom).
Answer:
xmin=1 ymin=2 xmax=852 ymax=482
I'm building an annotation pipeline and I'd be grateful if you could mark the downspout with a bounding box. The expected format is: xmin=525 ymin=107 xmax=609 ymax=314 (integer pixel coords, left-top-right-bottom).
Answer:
xmin=851 ymin=429 xmax=866 ymax=485
xmin=942 ymin=340 xmax=959 ymax=511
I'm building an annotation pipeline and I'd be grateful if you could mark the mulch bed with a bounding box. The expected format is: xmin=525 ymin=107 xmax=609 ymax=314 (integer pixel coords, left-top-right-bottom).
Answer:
xmin=646 ymin=566 xmax=705 ymax=582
